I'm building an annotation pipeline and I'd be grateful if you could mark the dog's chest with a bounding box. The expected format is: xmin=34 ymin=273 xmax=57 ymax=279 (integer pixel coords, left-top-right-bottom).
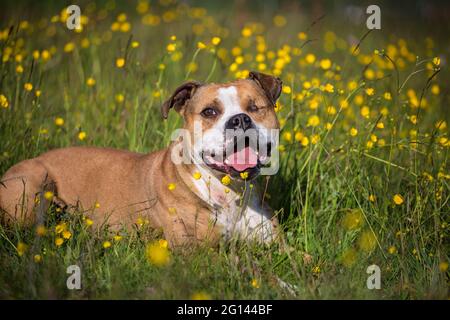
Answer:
xmin=190 ymin=171 xmax=274 ymax=243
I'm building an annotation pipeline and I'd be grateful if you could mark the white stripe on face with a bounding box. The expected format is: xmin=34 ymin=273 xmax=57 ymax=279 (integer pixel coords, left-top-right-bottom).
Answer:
xmin=198 ymin=86 xmax=244 ymax=156
xmin=216 ymin=86 xmax=243 ymax=130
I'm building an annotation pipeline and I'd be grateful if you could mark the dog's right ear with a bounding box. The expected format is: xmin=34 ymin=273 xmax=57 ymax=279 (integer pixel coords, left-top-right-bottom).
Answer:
xmin=161 ymin=81 xmax=202 ymax=119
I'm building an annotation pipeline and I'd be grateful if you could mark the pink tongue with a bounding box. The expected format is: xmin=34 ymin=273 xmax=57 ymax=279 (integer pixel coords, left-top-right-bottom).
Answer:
xmin=226 ymin=147 xmax=258 ymax=172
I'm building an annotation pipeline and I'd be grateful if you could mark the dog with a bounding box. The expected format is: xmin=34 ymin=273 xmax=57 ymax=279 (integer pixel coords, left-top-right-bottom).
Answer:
xmin=0 ymin=71 xmax=282 ymax=247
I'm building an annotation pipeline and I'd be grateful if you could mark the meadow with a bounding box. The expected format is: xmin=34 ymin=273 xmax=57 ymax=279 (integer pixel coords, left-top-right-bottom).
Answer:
xmin=0 ymin=0 xmax=448 ymax=299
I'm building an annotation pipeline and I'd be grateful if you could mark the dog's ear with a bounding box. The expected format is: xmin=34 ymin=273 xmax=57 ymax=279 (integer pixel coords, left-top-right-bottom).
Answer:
xmin=161 ymin=81 xmax=202 ymax=119
xmin=248 ymin=71 xmax=282 ymax=106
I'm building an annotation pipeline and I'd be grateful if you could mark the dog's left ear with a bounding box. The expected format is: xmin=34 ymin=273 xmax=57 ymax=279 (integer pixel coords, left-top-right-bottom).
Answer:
xmin=161 ymin=81 xmax=202 ymax=119
xmin=248 ymin=71 xmax=282 ymax=106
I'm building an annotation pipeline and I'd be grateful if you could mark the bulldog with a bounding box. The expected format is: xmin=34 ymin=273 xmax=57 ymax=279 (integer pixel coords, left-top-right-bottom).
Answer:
xmin=0 ymin=71 xmax=282 ymax=247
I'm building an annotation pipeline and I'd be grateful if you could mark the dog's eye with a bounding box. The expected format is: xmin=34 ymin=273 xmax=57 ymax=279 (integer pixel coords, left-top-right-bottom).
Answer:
xmin=248 ymin=102 xmax=259 ymax=112
xmin=201 ymin=107 xmax=218 ymax=118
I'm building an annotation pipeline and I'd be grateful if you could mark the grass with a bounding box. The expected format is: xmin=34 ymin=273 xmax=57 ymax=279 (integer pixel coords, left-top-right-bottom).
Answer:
xmin=0 ymin=0 xmax=449 ymax=299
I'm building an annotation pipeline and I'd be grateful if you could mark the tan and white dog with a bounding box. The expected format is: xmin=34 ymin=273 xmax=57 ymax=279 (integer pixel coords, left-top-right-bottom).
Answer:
xmin=0 ymin=71 xmax=282 ymax=247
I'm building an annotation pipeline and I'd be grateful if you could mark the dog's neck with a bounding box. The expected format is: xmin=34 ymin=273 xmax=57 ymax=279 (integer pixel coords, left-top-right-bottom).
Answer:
xmin=169 ymin=142 xmax=274 ymax=243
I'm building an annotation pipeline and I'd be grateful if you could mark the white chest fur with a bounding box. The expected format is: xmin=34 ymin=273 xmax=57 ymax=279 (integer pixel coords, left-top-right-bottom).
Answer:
xmin=190 ymin=165 xmax=274 ymax=243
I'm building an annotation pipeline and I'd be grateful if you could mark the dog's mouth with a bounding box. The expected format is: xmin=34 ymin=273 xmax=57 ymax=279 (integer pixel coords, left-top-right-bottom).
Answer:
xmin=201 ymin=137 xmax=272 ymax=179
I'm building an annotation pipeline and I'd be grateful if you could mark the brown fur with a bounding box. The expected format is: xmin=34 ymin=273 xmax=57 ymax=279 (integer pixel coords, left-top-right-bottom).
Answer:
xmin=0 ymin=73 xmax=282 ymax=247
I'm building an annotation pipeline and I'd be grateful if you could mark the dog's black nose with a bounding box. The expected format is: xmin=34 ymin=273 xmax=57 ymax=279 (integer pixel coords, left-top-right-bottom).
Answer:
xmin=226 ymin=113 xmax=253 ymax=131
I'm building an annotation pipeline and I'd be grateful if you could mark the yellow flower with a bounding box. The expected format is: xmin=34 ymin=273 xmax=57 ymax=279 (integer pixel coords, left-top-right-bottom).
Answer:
xmin=295 ymin=131 xmax=304 ymax=142
xmin=41 ymin=50 xmax=50 ymax=61
xmin=55 ymin=237 xmax=64 ymax=246
xmin=44 ymin=191 xmax=54 ymax=200
xmin=85 ymin=218 xmax=93 ymax=227
xmin=364 ymin=68 xmax=375 ymax=80
xmin=342 ymin=209 xmax=364 ymax=230
xmin=388 ymin=246 xmax=397 ymax=254
xmin=191 ymin=291 xmax=211 ymax=300
xmin=251 ymin=278 xmax=260 ymax=288
xmin=115 ymin=93 xmax=125 ymax=103
xmin=305 ymin=53 xmax=316 ymax=64
xmin=368 ymin=194 xmax=376 ymax=202
xmin=197 ymin=42 xmax=206 ymax=49
xmin=341 ymin=248 xmax=357 ymax=267
xmin=384 ymin=92 xmax=392 ymax=100
xmin=166 ymin=43 xmax=176 ymax=52
xmin=365 ymin=88 xmax=375 ymax=96
xmin=34 ymin=254 xmax=42 ymax=263
xmin=323 ymin=83 xmax=334 ymax=93
xmin=24 ymin=83 xmax=33 ymax=91
xmin=120 ymin=22 xmax=131 ymax=33
xmin=64 ymin=42 xmax=75 ymax=53
xmin=35 ymin=90 xmax=41 ymax=97
xmin=307 ymin=115 xmax=320 ymax=127
xmin=146 ymin=241 xmax=170 ymax=267
xmin=439 ymin=261 xmax=448 ymax=272
xmin=360 ymin=106 xmax=370 ymax=118
xmin=298 ymin=32 xmax=307 ymax=40
xmin=114 ymin=235 xmax=123 ymax=241
xmin=55 ymin=222 xmax=67 ymax=234
xmin=54 ymin=117 xmax=64 ymax=126
xmin=95 ymin=202 xmax=100 ymax=209
xmin=311 ymin=134 xmax=320 ymax=144
xmin=16 ymin=65 xmax=24 ymax=73
xmin=0 ymin=94 xmax=9 ymax=108
xmin=36 ymin=225 xmax=47 ymax=236
xmin=393 ymin=194 xmax=404 ymax=205
xmin=17 ymin=241 xmax=28 ymax=257
xmin=301 ymin=136 xmax=309 ymax=147
xmin=221 ymin=175 xmax=231 ymax=186
xmin=358 ymin=230 xmax=377 ymax=252
xmin=168 ymin=183 xmax=176 ymax=191
xmin=158 ymin=239 xmax=168 ymax=249
xmin=273 ymin=15 xmax=286 ymax=27
xmin=78 ymin=131 xmax=87 ymax=141
xmin=431 ymin=84 xmax=440 ymax=95
xmin=62 ymin=230 xmax=72 ymax=240
xmin=193 ymin=171 xmax=202 ymax=180
xmin=432 ymin=56 xmax=440 ymax=66
xmin=350 ymin=128 xmax=358 ymax=136
xmin=86 ymin=77 xmax=96 ymax=86
xmin=131 ymin=41 xmax=140 ymax=48
xmin=240 ymin=172 xmax=249 ymax=179
xmin=241 ymin=27 xmax=252 ymax=37
xmin=319 ymin=59 xmax=331 ymax=70
xmin=282 ymin=86 xmax=292 ymax=94
xmin=283 ymin=131 xmax=292 ymax=142
xmin=211 ymin=36 xmax=221 ymax=46
xmin=376 ymin=122 xmax=385 ymax=129
xmin=312 ymin=266 xmax=321 ymax=274
xmin=103 ymin=241 xmax=112 ymax=249
xmin=116 ymin=58 xmax=125 ymax=68
xmin=117 ymin=13 xmax=127 ymax=22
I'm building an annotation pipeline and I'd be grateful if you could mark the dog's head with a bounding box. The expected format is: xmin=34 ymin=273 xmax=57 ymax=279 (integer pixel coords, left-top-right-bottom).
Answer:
xmin=162 ymin=71 xmax=282 ymax=180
